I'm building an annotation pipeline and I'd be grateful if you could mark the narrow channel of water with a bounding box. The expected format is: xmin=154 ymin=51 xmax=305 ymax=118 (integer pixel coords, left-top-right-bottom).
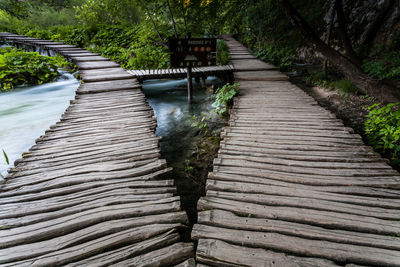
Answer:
xmin=143 ymin=78 xmax=216 ymax=164
xmin=0 ymin=72 xmax=79 ymax=177
xmin=142 ymin=77 xmax=225 ymax=224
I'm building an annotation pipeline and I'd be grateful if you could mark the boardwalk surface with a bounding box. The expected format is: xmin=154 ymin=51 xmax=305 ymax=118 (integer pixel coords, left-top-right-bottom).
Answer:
xmin=0 ymin=33 xmax=194 ymax=266
xmin=127 ymin=66 xmax=233 ymax=81
xmin=192 ymin=35 xmax=400 ymax=266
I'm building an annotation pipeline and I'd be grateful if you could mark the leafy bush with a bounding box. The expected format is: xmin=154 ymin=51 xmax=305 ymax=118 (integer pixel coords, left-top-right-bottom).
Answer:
xmin=212 ymin=83 xmax=239 ymax=115
xmin=0 ymin=9 xmax=24 ymax=32
xmin=363 ymin=58 xmax=400 ymax=82
xmin=254 ymin=43 xmax=295 ymax=71
xmin=25 ymin=5 xmax=78 ymax=28
xmin=365 ymin=103 xmax=400 ymax=165
xmin=306 ymin=72 xmax=357 ymax=95
xmin=0 ymin=47 xmax=70 ymax=91
xmin=305 ymin=71 xmax=329 ymax=86
xmin=362 ymin=47 xmax=400 ymax=82
xmin=331 ymin=79 xmax=358 ymax=94
xmin=0 ymin=0 xmax=28 ymax=18
xmin=75 ymin=0 xmax=141 ymax=27
xmin=126 ymin=46 xmax=169 ymax=69
xmin=216 ymin=40 xmax=230 ymax=65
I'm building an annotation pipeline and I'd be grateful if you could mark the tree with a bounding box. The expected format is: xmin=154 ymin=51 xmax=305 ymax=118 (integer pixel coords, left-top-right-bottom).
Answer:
xmin=277 ymin=0 xmax=400 ymax=103
xmin=75 ymin=0 xmax=141 ymax=26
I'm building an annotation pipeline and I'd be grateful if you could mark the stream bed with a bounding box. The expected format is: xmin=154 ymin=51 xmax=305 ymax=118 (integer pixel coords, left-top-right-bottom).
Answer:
xmin=142 ymin=77 xmax=226 ymax=224
xmin=0 ymin=72 xmax=79 ymax=177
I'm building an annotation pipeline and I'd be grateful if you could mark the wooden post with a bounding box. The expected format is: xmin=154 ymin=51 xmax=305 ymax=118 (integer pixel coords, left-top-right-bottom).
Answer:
xmin=200 ymin=76 xmax=207 ymax=88
xmin=187 ymin=66 xmax=193 ymax=104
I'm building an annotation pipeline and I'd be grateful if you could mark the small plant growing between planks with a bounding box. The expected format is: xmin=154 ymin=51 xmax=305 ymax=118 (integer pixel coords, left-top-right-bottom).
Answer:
xmin=190 ymin=83 xmax=240 ymax=134
xmin=212 ymin=82 xmax=239 ymax=116
xmin=190 ymin=113 xmax=213 ymax=135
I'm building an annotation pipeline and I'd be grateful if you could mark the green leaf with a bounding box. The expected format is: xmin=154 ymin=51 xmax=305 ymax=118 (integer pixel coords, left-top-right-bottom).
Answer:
xmin=2 ymin=149 xmax=9 ymax=165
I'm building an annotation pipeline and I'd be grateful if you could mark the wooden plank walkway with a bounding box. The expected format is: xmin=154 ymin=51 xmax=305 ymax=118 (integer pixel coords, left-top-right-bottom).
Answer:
xmin=127 ymin=66 xmax=234 ymax=81
xmin=0 ymin=33 xmax=194 ymax=266
xmin=192 ymin=35 xmax=400 ymax=266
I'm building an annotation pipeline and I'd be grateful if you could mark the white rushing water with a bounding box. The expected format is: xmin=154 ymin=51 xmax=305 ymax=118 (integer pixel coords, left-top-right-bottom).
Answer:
xmin=0 ymin=72 xmax=79 ymax=177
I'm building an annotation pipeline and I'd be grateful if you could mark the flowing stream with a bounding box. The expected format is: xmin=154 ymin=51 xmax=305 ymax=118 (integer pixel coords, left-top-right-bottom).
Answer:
xmin=142 ymin=77 xmax=225 ymax=224
xmin=142 ymin=77 xmax=223 ymax=168
xmin=0 ymin=72 xmax=79 ymax=177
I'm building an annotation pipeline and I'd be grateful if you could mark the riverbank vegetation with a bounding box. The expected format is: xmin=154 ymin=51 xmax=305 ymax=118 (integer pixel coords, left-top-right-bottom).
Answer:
xmin=0 ymin=47 xmax=73 ymax=90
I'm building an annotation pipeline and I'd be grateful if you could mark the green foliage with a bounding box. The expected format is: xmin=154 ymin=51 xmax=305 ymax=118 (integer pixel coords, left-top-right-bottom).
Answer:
xmin=87 ymin=24 xmax=170 ymax=69
xmin=362 ymin=51 xmax=400 ymax=82
xmin=127 ymin=45 xmax=169 ymax=69
xmin=254 ymin=43 xmax=295 ymax=71
xmin=305 ymin=71 xmax=329 ymax=86
xmin=331 ymin=79 xmax=358 ymax=94
xmin=235 ymin=0 xmax=326 ymax=59
xmin=212 ymin=83 xmax=239 ymax=115
xmin=306 ymin=72 xmax=357 ymax=95
xmin=0 ymin=9 xmax=24 ymax=32
xmin=75 ymin=0 xmax=141 ymax=26
xmin=216 ymin=39 xmax=230 ymax=65
xmin=0 ymin=47 xmax=70 ymax=90
xmin=365 ymin=103 xmax=400 ymax=165
xmin=25 ymin=5 xmax=78 ymax=28
xmin=0 ymin=0 xmax=28 ymax=18
xmin=2 ymin=149 xmax=8 ymax=165
xmin=8 ymin=21 xmax=170 ymax=70
xmin=190 ymin=114 xmax=210 ymax=134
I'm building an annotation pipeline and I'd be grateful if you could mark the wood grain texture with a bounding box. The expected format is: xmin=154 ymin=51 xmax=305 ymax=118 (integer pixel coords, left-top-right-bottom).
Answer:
xmin=194 ymin=35 xmax=400 ymax=267
xmin=0 ymin=33 xmax=193 ymax=265
xmin=127 ymin=65 xmax=233 ymax=81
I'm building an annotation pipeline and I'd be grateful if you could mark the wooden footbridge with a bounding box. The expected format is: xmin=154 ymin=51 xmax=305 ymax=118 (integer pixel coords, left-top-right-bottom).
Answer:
xmin=0 ymin=33 xmax=194 ymax=266
xmin=128 ymin=66 xmax=233 ymax=82
xmin=192 ymin=35 xmax=400 ymax=266
xmin=1 ymin=32 xmax=400 ymax=266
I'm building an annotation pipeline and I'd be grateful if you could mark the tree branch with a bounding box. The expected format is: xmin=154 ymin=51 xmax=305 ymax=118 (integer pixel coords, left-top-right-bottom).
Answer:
xmin=138 ymin=0 xmax=167 ymax=46
xmin=147 ymin=37 xmax=169 ymax=49
xmin=180 ymin=1 xmax=189 ymax=37
xmin=166 ymin=0 xmax=179 ymax=38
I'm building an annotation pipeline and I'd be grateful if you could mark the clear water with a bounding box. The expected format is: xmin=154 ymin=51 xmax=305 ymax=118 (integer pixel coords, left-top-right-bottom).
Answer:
xmin=0 ymin=72 xmax=79 ymax=177
xmin=142 ymin=77 xmax=225 ymax=224
xmin=142 ymin=77 xmax=221 ymax=168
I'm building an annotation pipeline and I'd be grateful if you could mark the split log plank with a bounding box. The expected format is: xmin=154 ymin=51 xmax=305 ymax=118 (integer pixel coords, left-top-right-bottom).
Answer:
xmin=192 ymin=224 xmax=400 ymax=266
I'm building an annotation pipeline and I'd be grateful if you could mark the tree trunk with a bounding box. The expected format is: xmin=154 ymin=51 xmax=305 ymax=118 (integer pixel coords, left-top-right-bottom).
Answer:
xmin=277 ymin=0 xmax=400 ymax=103
xmin=324 ymin=1 xmax=336 ymax=76
xmin=334 ymin=0 xmax=362 ymax=66
xmin=360 ymin=0 xmax=396 ymax=56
